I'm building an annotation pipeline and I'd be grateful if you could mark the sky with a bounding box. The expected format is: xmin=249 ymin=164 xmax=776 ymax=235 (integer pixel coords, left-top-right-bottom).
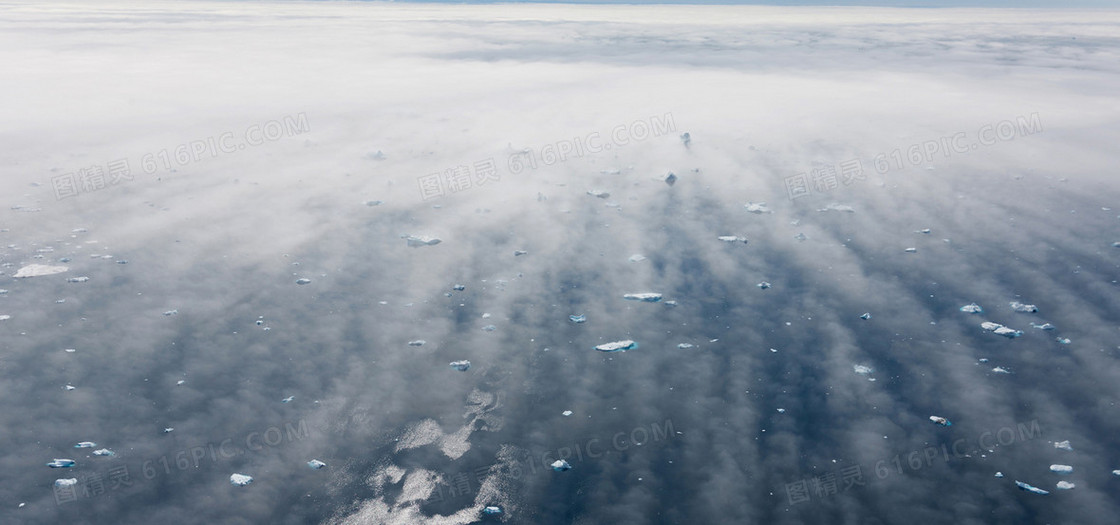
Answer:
xmin=1 ymin=1 xmax=1119 ymax=524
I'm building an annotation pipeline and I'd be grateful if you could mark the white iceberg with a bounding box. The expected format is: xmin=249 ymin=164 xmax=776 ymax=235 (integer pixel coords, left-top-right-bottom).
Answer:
xmin=93 ymin=449 xmax=115 ymax=457
xmin=307 ymin=459 xmax=327 ymax=470
xmin=66 ymin=276 xmax=89 ymax=283
xmin=54 ymin=478 xmax=78 ymax=488
xmin=904 ymin=247 xmax=917 ymax=253
xmin=230 ymin=473 xmax=253 ymax=486
xmin=1031 ymin=322 xmax=1055 ymax=330
xmin=551 ymin=459 xmax=571 ymax=472
xmin=1015 ymin=480 xmax=1049 ymax=495
xmin=562 ymin=410 xmax=573 ymax=416
xmin=587 ymin=190 xmax=610 ymax=198
xmin=1054 ymin=440 xmax=1073 ymax=451
xmin=408 ymin=340 xmax=426 ymax=346
xmin=282 ymin=396 xmax=294 ymax=403
xmin=981 ymin=322 xmax=1022 ymax=338
xmin=1055 ymin=481 xmax=1075 ymax=490
xmin=717 ymin=235 xmax=748 ymax=243
xmin=163 ymin=310 xmax=178 ymax=316
xmin=677 ymin=343 xmax=694 ymax=349
xmin=14 ymin=264 xmax=68 ymax=278
xmin=860 ymin=313 xmax=872 ymax=320
xmin=74 ymin=442 xmax=96 ymax=448
xmin=295 ymin=278 xmax=312 ymax=285
xmin=595 ymin=340 xmax=637 ymax=352
xmin=623 ymin=293 xmax=662 ymax=302
xmin=1049 ymin=464 xmax=1072 ymax=474
xmin=853 ymin=365 xmax=873 ymax=375
xmin=404 ymin=235 xmax=441 ymax=247
xmin=1009 ymin=301 xmax=1038 ymax=313
xmin=628 ymin=254 xmax=646 ymax=263
xmin=757 ymin=282 xmax=771 ymax=289
xmin=450 ymin=360 xmax=471 ymax=371
xmin=818 ymin=203 xmax=855 ymax=213
xmin=47 ymin=459 xmax=76 ymax=468
xmin=992 ymin=367 xmax=1011 ymax=374
xmin=744 ymin=202 xmax=771 ymax=214
xmin=1056 ymin=337 xmax=1071 ymax=345
xmin=960 ymin=303 xmax=983 ymax=314
xmin=483 ymin=506 xmax=503 ymax=515
xmin=929 ymin=416 xmax=952 ymax=426
xmin=995 ymin=472 xmax=1004 ymax=478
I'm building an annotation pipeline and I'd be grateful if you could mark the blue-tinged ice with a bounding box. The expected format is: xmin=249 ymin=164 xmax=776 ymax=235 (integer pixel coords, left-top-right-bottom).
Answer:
xmin=569 ymin=314 xmax=586 ymax=324
xmin=551 ymin=459 xmax=571 ymax=472
xmin=1031 ymin=322 xmax=1055 ymax=330
xmin=307 ymin=459 xmax=327 ymax=470
xmin=665 ymin=172 xmax=677 ymax=186
xmin=1009 ymin=301 xmax=1038 ymax=313
xmin=1056 ymin=337 xmax=1071 ymax=344
xmin=929 ymin=416 xmax=951 ymax=426
xmin=93 ymin=449 xmax=115 ymax=457
xmin=481 ymin=324 xmax=496 ymax=332
xmin=453 ymin=284 xmax=466 ymax=291
xmin=47 ymin=459 xmax=76 ymax=468
xmin=66 ymin=276 xmax=89 ymax=283
xmin=282 ymin=396 xmax=294 ymax=403
xmin=230 ymin=473 xmax=253 ymax=486
xmin=960 ymin=303 xmax=983 ymax=314
xmin=595 ymin=340 xmax=637 ymax=352
xmin=623 ymin=293 xmax=662 ymax=302
xmin=483 ymin=506 xmax=503 ymax=515
xmin=860 ymin=313 xmax=872 ymax=320
xmin=163 ymin=310 xmax=178 ymax=316
xmin=450 ymin=360 xmax=471 ymax=371
xmin=1016 ymin=480 xmax=1049 ymax=494
xmin=74 ymin=442 xmax=96 ymax=448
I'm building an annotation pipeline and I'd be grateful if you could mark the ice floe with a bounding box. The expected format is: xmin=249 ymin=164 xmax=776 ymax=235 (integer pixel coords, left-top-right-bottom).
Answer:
xmin=1009 ymin=301 xmax=1038 ymax=313
xmin=307 ymin=459 xmax=327 ymax=470
xmin=744 ymin=202 xmax=771 ymax=214
xmin=551 ymin=459 xmax=571 ymax=472
xmin=404 ymin=235 xmax=441 ymax=247
xmin=1049 ymin=464 xmax=1072 ymax=474
xmin=569 ymin=314 xmax=586 ymax=324
xmin=14 ymin=264 xmax=68 ymax=278
xmin=818 ymin=203 xmax=855 ymax=213
xmin=623 ymin=293 xmax=662 ymax=302
xmin=1055 ymin=481 xmax=1075 ymax=490
xmin=981 ymin=322 xmax=1022 ymax=338
xmin=230 ymin=473 xmax=253 ymax=486
xmin=960 ymin=303 xmax=983 ymax=314
xmin=408 ymin=340 xmax=426 ymax=346
xmin=74 ymin=442 xmax=96 ymax=449
xmin=1015 ymin=480 xmax=1049 ymax=495
xmin=595 ymin=340 xmax=637 ymax=352
xmin=929 ymin=416 xmax=952 ymax=426
xmin=47 ymin=459 xmax=76 ymax=468
xmin=1054 ymin=440 xmax=1073 ymax=451
xmin=450 ymin=360 xmax=471 ymax=371
xmin=717 ymin=235 xmax=748 ymax=243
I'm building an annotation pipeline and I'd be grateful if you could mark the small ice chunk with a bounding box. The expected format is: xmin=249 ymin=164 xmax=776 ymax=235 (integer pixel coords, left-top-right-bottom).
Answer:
xmin=978 ymin=358 xmax=989 ymax=362
xmin=551 ymin=459 xmax=571 ymax=472
xmin=757 ymin=282 xmax=771 ymax=289
xmin=1015 ymin=480 xmax=1049 ymax=495
xmin=55 ymin=478 xmax=78 ymax=487
xmin=450 ymin=360 xmax=471 ymax=371
xmin=176 ymin=380 xmax=186 ymax=385
xmin=408 ymin=340 xmax=426 ymax=346
xmin=1055 ymin=481 xmax=1075 ymax=490
xmin=664 ymin=172 xmax=677 ymax=186
xmin=404 ymin=235 xmax=441 ymax=247
xmin=66 ymin=276 xmax=90 ymax=283
xmin=776 ymin=408 xmax=786 ymax=413
xmin=74 ymin=442 xmax=96 ymax=449
xmin=794 ymin=232 xmax=807 ymax=241
xmin=513 ymin=250 xmax=527 ymax=256
xmin=14 ymin=264 xmax=68 ymax=278
xmin=93 ymin=449 xmax=115 ymax=457
xmin=992 ymin=367 xmax=1011 ymax=374
xmin=481 ymin=324 xmax=496 ymax=331
xmin=483 ymin=506 xmax=503 ymax=515
xmin=569 ymin=314 xmax=586 ymax=324
xmin=960 ymin=303 xmax=983 ymax=314
xmin=818 ymin=203 xmax=855 ymax=213
xmin=162 ymin=427 xmax=174 ymax=434
xmin=295 ymin=278 xmax=312 ymax=285
xmin=664 ymin=300 xmax=678 ymax=306
xmin=677 ymin=343 xmax=694 ymax=349
xmin=995 ymin=472 xmax=1004 ymax=478
xmin=230 ymin=473 xmax=253 ymax=486
xmin=929 ymin=416 xmax=952 ymax=426
xmin=47 ymin=459 xmax=76 ymax=468
xmin=1112 ymin=469 xmax=1120 ymax=476
xmin=1056 ymin=337 xmax=1071 ymax=345
xmin=1054 ymin=440 xmax=1073 ymax=451
xmin=717 ymin=235 xmax=748 ymax=243
xmin=1031 ymin=322 xmax=1055 ymax=330
xmin=981 ymin=322 xmax=1022 ymax=338
xmin=282 ymin=396 xmax=295 ymax=403
xmin=904 ymin=247 xmax=917 ymax=253
xmin=916 ymin=228 xmax=931 ymax=234
xmin=363 ymin=200 xmax=383 ymax=207
xmin=562 ymin=410 xmax=573 ymax=416
xmin=623 ymin=293 xmax=662 ymax=302
xmin=307 ymin=459 xmax=327 ymax=470
xmin=64 ymin=385 xmax=75 ymax=391
xmin=853 ymin=364 xmax=873 ymax=375
xmin=587 ymin=190 xmax=610 ymax=199
xmin=744 ymin=202 xmax=771 ymax=214
xmin=452 ymin=284 xmax=466 ymax=291
xmin=595 ymin=340 xmax=637 ymax=352
xmin=1009 ymin=301 xmax=1038 ymax=313
xmin=1049 ymin=464 xmax=1072 ymax=474
xmin=163 ymin=309 xmax=178 ymax=316
xmin=628 ymin=254 xmax=646 ymax=263
xmin=860 ymin=313 xmax=871 ymax=320
xmin=680 ymin=132 xmax=691 ymax=147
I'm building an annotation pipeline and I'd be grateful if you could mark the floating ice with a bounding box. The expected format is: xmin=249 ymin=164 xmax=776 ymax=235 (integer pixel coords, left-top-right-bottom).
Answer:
xmin=404 ymin=235 xmax=441 ymax=247
xmin=307 ymin=459 xmax=327 ymax=470
xmin=408 ymin=340 xmax=426 ymax=346
xmin=562 ymin=410 xmax=573 ymax=416
xmin=677 ymin=343 xmax=694 ymax=349
xmin=744 ymin=202 xmax=771 ymax=214
xmin=47 ymin=459 xmax=76 ymax=468
xmin=54 ymin=478 xmax=78 ymax=487
xmin=93 ymin=449 xmax=114 ymax=457
xmin=1056 ymin=337 xmax=1071 ymax=345
xmin=551 ymin=459 xmax=571 ymax=472
xmin=483 ymin=506 xmax=503 ymax=515
xmin=1055 ymin=481 xmax=1075 ymax=490
xmin=664 ymin=300 xmax=678 ymax=306
xmin=514 ymin=250 xmax=527 ymax=256
xmin=587 ymin=190 xmax=610 ymax=199
xmin=757 ymin=282 xmax=771 ymax=289
xmin=450 ymin=360 xmax=471 ymax=371
xmin=0 ymin=315 xmax=11 ymax=321
xmin=295 ymin=278 xmax=312 ymax=285
xmin=364 ymin=200 xmax=383 ymax=206
xmin=66 ymin=276 xmax=89 ymax=283
xmin=853 ymin=365 xmax=873 ymax=375
xmin=569 ymin=314 xmax=586 ymax=323
xmin=1031 ymin=322 xmax=1055 ymax=330
xmin=1113 ymin=470 xmax=1120 ymax=476
xmin=680 ymin=132 xmax=691 ymax=147
xmin=981 ymin=322 xmax=1023 ymax=338
xmin=1049 ymin=464 xmax=1072 ymax=474
xmin=623 ymin=293 xmax=662 ymax=302
xmin=992 ymin=367 xmax=1011 ymax=374
xmin=665 ymin=172 xmax=677 ymax=186
xmin=904 ymin=247 xmax=917 ymax=253
xmin=1009 ymin=301 xmax=1038 ymax=313
xmin=481 ymin=324 xmax=496 ymax=332
xmin=794 ymin=232 xmax=807 ymax=241
xmin=860 ymin=313 xmax=872 ymax=320
xmin=176 ymin=380 xmax=186 ymax=385
xmin=929 ymin=416 xmax=952 ymax=426
xmin=818 ymin=203 xmax=855 ymax=213
xmin=628 ymin=254 xmax=646 ymax=263
xmin=74 ymin=442 xmax=96 ymax=449
xmin=776 ymin=408 xmax=786 ymax=413
xmin=452 ymin=284 xmax=466 ymax=291
xmin=916 ymin=228 xmax=931 ymax=234
xmin=995 ymin=472 xmax=1004 ymax=478
xmin=717 ymin=235 xmax=748 ymax=243
xmin=163 ymin=310 xmax=178 ymax=316
xmin=230 ymin=473 xmax=253 ymax=486
xmin=282 ymin=396 xmax=294 ymax=403
xmin=64 ymin=385 xmax=75 ymax=391
xmin=1054 ymin=440 xmax=1073 ymax=451
xmin=960 ymin=303 xmax=983 ymax=314
xmin=1016 ymin=480 xmax=1049 ymax=494
xmin=595 ymin=340 xmax=637 ymax=352
xmin=162 ymin=427 xmax=174 ymax=434
xmin=14 ymin=264 xmax=68 ymax=278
